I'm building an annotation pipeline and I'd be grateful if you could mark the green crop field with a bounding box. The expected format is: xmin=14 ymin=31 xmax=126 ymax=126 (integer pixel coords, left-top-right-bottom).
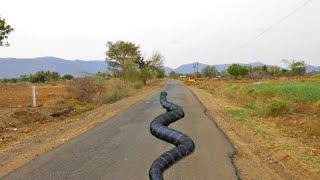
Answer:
xmin=245 ymin=82 xmax=320 ymax=103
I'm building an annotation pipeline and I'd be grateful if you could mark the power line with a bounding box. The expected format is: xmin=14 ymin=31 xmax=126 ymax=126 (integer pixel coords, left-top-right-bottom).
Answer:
xmin=239 ymin=0 xmax=313 ymax=49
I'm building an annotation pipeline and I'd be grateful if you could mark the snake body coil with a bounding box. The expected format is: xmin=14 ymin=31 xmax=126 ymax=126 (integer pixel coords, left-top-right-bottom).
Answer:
xmin=149 ymin=92 xmax=195 ymax=180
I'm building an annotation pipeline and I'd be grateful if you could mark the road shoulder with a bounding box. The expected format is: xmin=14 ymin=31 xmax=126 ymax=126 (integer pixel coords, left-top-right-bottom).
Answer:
xmin=187 ymin=85 xmax=317 ymax=179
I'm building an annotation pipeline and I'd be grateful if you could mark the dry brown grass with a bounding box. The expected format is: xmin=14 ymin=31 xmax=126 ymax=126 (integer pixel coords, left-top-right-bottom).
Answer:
xmin=0 ymin=79 xmax=165 ymax=177
xmin=0 ymin=79 xmax=163 ymax=148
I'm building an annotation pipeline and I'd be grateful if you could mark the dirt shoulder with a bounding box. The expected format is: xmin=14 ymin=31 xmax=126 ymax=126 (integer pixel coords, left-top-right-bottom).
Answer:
xmin=0 ymin=81 xmax=165 ymax=177
xmin=187 ymin=84 xmax=318 ymax=179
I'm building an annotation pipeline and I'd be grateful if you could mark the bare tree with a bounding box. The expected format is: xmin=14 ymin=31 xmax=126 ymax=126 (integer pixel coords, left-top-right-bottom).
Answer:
xmin=135 ymin=51 xmax=165 ymax=85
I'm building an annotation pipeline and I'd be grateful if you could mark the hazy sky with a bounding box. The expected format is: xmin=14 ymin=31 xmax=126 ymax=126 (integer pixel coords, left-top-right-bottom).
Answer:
xmin=0 ymin=0 xmax=319 ymax=68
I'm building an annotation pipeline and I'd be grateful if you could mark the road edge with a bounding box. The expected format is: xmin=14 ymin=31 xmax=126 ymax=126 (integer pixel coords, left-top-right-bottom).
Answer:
xmin=183 ymin=82 xmax=240 ymax=179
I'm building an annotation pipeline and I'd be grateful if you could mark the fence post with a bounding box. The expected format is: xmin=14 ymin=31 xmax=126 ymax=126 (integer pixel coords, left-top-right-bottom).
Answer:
xmin=32 ymin=86 xmax=36 ymax=107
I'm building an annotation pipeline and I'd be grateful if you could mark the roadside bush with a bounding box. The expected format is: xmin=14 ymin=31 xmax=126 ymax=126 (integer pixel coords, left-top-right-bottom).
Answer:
xmin=112 ymin=83 xmax=129 ymax=101
xmin=265 ymin=100 xmax=291 ymax=117
xmin=108 ymin=89 xmax=119 ymax=102
xmin=95 ymin=76 xmax=106 ymax=95
xmin=67 ymin=76 xmax=152 ymax=106
xmin=66 ymin=76 xmax=97 ymax=103
xmin=74 ymin=104 xmax=95 ymax=114
xmin=132 ymin=82 xmax=143 ymax=89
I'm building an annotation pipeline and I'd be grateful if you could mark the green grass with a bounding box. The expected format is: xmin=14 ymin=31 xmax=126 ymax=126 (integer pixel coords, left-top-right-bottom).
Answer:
xmin=265 ymin=100 xmax=291 ymax=116
xmin=225 ymin=82 xmax=320 ymax=117
xmin=243 ymin=102 xmax=260 ymax=110
xmin=109 ymin=89 xmax=120 ymax=102
xmin=246 ymin=82 xmax=320 ymax=103
xmin=74 ymin=104 xmax=95 ymax=114
xmin=300 ymin=154 xmax=319 ymax=164
xmin=228 ymin=108 xmax=275 ymax=142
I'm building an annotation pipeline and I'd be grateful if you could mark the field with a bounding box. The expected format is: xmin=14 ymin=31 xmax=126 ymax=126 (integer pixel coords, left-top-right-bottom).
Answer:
xmin=0 ymin=79 xmax=165 ymax=176
xmin=0 ymin=80 xmax=163 ymax=147
xmin=185 ymin=78 xmax=320 ymax=178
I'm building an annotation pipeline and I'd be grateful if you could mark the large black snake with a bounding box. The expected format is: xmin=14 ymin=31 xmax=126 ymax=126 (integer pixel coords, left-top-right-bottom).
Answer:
xmin=149 ymin=92 xmax=195 ymax=180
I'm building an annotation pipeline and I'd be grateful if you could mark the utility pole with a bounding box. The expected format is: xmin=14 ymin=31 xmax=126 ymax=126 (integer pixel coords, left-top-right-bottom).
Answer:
xmin=193 ymin=63 xmax=196 ymax=78
xmin=196 ymin=62 xmax=199 ymax=78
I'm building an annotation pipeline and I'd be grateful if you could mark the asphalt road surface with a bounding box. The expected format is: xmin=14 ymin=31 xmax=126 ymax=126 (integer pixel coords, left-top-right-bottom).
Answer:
xmin=3 ymin=80 xmax=238 ymax=180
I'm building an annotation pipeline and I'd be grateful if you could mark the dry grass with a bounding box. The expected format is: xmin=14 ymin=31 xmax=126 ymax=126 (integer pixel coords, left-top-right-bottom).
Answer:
xmin=0 ymin=79 xmax=165 ymax=177
xmin=0 ymin=79 xmax=164 ymax=147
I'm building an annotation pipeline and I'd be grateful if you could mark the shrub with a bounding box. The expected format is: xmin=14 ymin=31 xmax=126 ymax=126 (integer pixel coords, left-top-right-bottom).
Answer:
xmin=75 ymin=105 xmax=82 ymax=114
xmin=108 ymin=89 xmax=119 ymax=102
xmin=62 ymin=74 xmax=74 ymax=80
xmin=265 ymin=100 xmax=291 ymax=117
xmin=132 ymin=82 xmax=143 ymax=89
xmin=66 ymin=76 xmax=96 ymax=103
xmin=74 ymin=104 xmax=95 ymax=114
xmin=29 ymin=71 xmax=61 ymax=83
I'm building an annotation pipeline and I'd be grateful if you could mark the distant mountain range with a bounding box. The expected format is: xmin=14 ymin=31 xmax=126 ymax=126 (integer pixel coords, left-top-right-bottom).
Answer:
xmin=170 ymin=62 xmax=265 ymax=74
xmin=0 ymin=57 xmax=107 ymax=78
xmin=306 ymin=65 xmax=320 ymax=73
xmin=0 ymin=57 xmax=319 ymax=78
xmin=168 ymin=62 xmax=320 ymax=74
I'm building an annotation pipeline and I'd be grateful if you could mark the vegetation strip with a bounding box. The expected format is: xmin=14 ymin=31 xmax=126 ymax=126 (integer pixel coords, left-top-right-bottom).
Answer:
xmin=149 ymin=92 xmax=195 ymax=180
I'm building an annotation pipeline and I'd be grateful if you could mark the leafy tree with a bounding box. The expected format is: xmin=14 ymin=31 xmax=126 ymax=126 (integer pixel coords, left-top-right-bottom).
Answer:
xmin=96 ymin=72 xmax=111 ymax=79
xmin=155 ymin=68 xmax=165 ymax=79
xmin=202 ymin=65 xmax=218 ymax=78
xmin=227 ymin=64 xmax=248 ymax=79
xmin=139 ymin=67 xmax=152 ymax=85
xmin=268 ymin=66 xmax=281 ymax=77
xmin=262 ymin=65 xmax=268 ymax=72
xmin=105 ymin=41 xmax=140 ymax=80
xmin=1 ymin=78 xmax=17 ymax=83
xmin=122 ymin=60 xmax=140 ymax=82
xmin=50 ymin=71 xmax=61 ymax=81
xmin=290 ymin=60 xmax=306 ymax=76
xmin=0 ymin=15 xmax=14 ymax=47
xmin=169 ymin=71 xmax=178 ymax=79
xmin=29 ymin=71 xmax=61 ymax=83
xmin=281 ymin=68 xmax=288 ymax=76
xmin=30 ymin=71 xmax=47 ymax=83
xmin=193 ymin=71 xmax=202 ymax=78
xmin=220 ymin=70 xmax=229 ymax=77
xmin=247 ymin=65 xmax=253 ymax=73
xmin=62 ymin=74 xmax=74 ymax=80
xmin=19 ymin=74 xmax=29 ymax=81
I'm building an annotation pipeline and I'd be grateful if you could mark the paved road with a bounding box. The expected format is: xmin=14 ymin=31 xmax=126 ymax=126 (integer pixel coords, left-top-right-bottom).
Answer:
xmin=3 ymin=80 xmax=238 ymax=180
